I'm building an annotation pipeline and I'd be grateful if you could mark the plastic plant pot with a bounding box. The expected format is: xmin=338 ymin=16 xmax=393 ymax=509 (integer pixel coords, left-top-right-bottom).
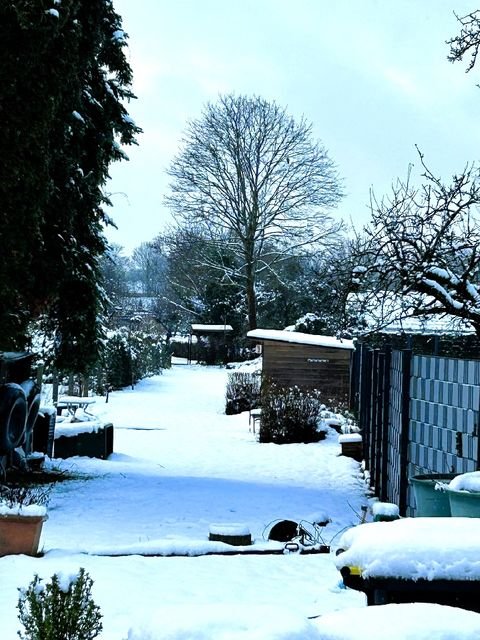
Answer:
xmin=410 ymin=473 xmax=457 ymax=517
xmin=447 ymin=487 xmax=480 ymax=517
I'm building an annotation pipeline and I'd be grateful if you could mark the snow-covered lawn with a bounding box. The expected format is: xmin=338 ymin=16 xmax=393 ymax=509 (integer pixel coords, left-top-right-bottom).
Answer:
xmin=1 ymin=362 xmax=480 ymax=638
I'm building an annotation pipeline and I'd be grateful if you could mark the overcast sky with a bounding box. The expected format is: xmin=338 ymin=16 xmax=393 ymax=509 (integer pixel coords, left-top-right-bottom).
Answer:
xmin=106 ymin=0 xmax=480 ymax=254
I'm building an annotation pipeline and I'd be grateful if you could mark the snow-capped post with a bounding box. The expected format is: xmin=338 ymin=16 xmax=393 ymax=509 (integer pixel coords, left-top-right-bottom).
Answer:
xmin=208 ymin=523 xmax=252 ymax=546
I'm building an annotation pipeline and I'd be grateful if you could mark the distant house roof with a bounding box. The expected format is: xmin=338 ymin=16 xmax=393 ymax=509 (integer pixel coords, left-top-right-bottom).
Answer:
xmin=247 ymin=329 xmax=354 ymax=350
xmin=191 ymin=324 xmax=233 ymax=333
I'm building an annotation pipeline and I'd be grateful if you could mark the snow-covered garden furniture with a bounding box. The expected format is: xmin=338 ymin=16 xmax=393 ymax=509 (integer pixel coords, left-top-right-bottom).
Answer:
xmin=338 ymin=433 xmax=363 ymax=461
xmin=248 ymin=408 xmax=261 ymax=434
xmin=56 ymin=395 xmax=96 ymax=417
xmin=335 ymin=517 xmax=480 ymax=611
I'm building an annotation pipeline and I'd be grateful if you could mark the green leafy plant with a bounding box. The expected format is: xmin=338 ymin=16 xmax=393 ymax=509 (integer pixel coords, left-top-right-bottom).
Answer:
xmin=259 ymin=379 xmax=324 ymax=444
xmin=17 ymin=568 xmax=102 ymax=640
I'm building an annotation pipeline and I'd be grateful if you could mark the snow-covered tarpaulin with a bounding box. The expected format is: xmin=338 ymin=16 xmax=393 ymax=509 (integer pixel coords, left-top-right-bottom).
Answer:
xmin=335 ymin=517 xmax=480 ymax=581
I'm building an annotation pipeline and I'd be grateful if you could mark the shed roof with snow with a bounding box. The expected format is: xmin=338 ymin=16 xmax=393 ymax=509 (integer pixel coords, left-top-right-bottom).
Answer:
xmin=247 ymin=329 xmax=354 ymax=350
xmin=191 ymin=324 xmax=233 ymax=334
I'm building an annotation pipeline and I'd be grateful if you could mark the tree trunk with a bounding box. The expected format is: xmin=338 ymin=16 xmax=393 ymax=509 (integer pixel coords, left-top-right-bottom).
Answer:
xmin=246 ymin=274 xmax=257 ymax=330
xmin=68 ymin=373 xmax=74 ymax=395
xmin=52 ymin=371 xmax=59 ymax=404
xmin=244 ymin=241 xmax=258 ymax=330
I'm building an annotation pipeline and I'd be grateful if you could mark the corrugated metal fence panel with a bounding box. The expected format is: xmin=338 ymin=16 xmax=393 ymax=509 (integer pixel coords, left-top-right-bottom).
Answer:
xmin=387 ymin=350 xmax=407 ymax=511
xmin=407 ymin=355 xmax=480 ymax=515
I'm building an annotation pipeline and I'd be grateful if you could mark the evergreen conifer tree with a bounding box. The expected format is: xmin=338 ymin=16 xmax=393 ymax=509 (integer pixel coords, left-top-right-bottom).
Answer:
xmin=0 ymin=1 xmax=140 ymax=372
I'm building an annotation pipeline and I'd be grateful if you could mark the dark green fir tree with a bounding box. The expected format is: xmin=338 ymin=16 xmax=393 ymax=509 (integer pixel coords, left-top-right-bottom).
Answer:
xmin=0 ymin=1 xmax=141 ymax=372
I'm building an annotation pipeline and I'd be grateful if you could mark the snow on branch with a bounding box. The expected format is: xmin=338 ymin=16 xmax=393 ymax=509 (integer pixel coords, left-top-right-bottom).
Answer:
xmin=352 ymin=151 xmax=480 ymax=335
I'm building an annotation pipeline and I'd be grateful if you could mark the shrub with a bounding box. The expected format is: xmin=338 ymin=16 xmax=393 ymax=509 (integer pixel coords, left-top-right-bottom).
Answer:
xmin=0 ymin=483 xmax=52 ymax=508
xmin=259 ymin=380 xmax=323 ymax=444
xmin=225 ymin=371 xmax=261 ymax=414
xmin=17 ymin=568 xmax=102 ymax=640
xmin=102 ymin=327 xmax=171 ymax=390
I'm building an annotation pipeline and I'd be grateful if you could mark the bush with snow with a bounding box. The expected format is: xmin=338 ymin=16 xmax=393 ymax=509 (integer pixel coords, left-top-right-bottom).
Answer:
xmin=17 ymin=568 xmax=102 ymax=640
xmin=103 ymin=327 xmax=170 ymax=390
xmin=225 ymin=371 xmax=261 ymax=414
xmin=259 ymin=380 xmax=324 ymax=444
xmin=0 ymin=483 xmax=52 ymax=511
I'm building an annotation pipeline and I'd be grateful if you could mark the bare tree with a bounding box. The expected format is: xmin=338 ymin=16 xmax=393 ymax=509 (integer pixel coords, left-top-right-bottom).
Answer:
xmin=352 ymin=152 xmax=480 ymax=335
xmin=166 ymin=94 xmax=343 ymax=329
xmin=131 ymin=242 xmax=167 ymax=296
xmin=349 ymin=16 xmax=480 ymax=337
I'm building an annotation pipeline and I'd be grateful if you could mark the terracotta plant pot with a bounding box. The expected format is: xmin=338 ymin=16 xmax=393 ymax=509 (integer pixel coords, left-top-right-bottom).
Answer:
xmin=0 ymin=513 xmax=47 ymax=557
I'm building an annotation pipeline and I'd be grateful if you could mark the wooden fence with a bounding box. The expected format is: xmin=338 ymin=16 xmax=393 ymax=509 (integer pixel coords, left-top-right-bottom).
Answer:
xmin=352 ymin=344 xmax=480 ymax=515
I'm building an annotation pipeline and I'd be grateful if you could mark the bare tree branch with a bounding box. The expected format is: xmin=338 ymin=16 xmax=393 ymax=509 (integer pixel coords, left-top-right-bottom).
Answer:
xmin=448 ymin=10 xmax=480 ymax=72
xmin=352 ymin=152 xmax=480 ymax=335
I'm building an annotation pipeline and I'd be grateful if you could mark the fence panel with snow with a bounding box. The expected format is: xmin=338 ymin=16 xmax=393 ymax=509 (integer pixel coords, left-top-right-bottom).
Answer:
xmin=353 ymin=346 xmax=480 ymax=516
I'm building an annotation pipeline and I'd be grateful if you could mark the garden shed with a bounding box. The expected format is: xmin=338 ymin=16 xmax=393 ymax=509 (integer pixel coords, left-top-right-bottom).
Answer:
xmin=189 ymin=323 xmax=234 ymax=365
xmin=247 ymin=329 xmax=354 ymax=404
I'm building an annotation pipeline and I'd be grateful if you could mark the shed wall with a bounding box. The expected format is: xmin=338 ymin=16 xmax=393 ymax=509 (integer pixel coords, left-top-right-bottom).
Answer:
xmin=262 ymin=341 xmax=351 ymax=403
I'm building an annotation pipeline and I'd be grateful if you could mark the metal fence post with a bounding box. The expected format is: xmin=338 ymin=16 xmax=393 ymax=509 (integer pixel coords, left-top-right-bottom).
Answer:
xmin=380 ymin=346 xmax=391 ymax=501
xmin=399 ymin=349 xmax=412 ymax=515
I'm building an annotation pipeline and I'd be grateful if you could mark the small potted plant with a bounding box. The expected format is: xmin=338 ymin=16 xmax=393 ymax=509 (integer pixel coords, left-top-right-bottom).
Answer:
xmin=0 ymin=483 xmax=50 ymax=556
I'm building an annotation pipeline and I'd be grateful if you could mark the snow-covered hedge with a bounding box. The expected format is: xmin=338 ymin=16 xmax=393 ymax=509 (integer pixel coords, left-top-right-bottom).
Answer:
xmin=259 ymin=381 xmax=324 ymax=444
xmin=103 ymin=328 xmax=171 ymax=390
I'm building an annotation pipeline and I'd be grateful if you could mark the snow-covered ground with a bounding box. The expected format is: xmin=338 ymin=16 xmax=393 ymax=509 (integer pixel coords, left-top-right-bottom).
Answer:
xmin=1 ymin=362 xmax=480 ymax=638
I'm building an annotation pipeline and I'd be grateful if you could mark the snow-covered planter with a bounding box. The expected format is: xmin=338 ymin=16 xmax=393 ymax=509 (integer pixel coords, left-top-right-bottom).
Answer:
xmin=0 ymin=484 xmax=50 ymax=557
xmin=335 ymin=517 xmax=480 ymax=610
xmin=371 ymin=501 xmax=399 ymax=522
xmin=338 ymin=433 xmax=363 ymax=461
xmin=445 ymin=471 xmax=480 ymax=517
xmin=54 ymin=422 xmax=114 ymax=460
